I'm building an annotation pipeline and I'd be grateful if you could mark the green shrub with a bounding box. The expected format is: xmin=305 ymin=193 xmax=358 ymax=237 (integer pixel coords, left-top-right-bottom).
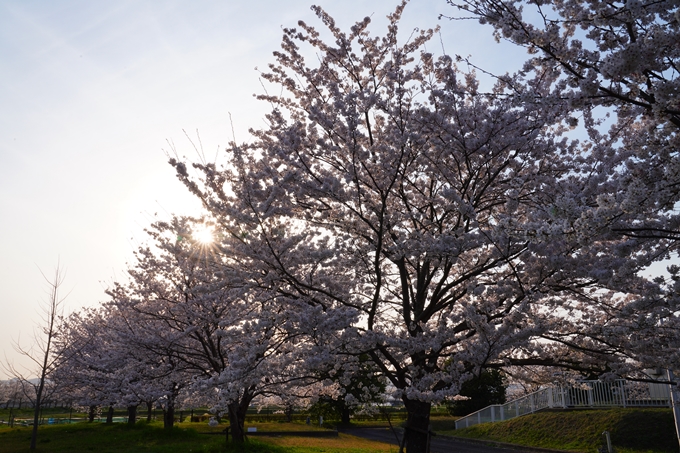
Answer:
xmin=446 ymin=370 xmax=507 ymax=416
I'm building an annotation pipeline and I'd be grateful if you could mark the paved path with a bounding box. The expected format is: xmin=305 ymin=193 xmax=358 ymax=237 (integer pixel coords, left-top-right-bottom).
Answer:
xmin=339 ymin=428 xmax=547 ymax=453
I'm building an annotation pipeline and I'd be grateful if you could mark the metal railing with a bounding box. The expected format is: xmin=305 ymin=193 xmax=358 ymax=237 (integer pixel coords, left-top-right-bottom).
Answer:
xmin=455 ymin=380 xmax=671 ymax=429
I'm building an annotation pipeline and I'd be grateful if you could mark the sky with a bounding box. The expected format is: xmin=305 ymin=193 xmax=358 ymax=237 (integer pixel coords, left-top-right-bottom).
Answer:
xmin=0 ymin=0 xmax=529 ymax=379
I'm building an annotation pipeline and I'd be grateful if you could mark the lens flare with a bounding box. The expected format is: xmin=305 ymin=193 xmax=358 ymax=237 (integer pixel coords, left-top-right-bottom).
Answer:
xmin=193 ymin=224 xmax=215 ymax=244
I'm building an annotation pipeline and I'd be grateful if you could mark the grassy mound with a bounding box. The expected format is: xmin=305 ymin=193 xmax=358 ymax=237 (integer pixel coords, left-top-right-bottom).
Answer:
xmin=443 ymin=408 xmax=676 ymax=453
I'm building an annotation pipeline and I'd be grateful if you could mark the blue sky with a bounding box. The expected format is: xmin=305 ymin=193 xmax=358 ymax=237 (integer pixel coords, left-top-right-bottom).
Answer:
xmin=0 ymin=0 xmax=526 ymax=378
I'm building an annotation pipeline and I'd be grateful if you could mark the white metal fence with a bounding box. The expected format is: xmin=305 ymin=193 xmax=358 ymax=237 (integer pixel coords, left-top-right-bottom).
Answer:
xmin=455 ymin=380 xmax=671 ymax=429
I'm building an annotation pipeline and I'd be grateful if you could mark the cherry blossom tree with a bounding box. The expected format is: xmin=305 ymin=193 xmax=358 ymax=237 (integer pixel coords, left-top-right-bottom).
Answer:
xmin=0 ymin=381 xmax=9 ymax=408
xmin=170 ymin=3 xmax=662 ymax=451
xmin=444 ymin=0 xmax=680 ymax=420
xmin=54 ymin=305 xmax=184 ymax=427
xmin=310 ymin=354 xmax=386 ymax=425
xmin=53 ymin=309 xmax=115 ymax=420
xmin=105 ymin=216 xmax=315 ymax=442
xmin=445 ymin=0 xmax=680 ymax=243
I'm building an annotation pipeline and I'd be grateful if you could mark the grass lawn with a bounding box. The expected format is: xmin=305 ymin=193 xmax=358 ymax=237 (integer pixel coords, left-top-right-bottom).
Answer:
xmin=3 ymin=409 xmax=675 ymax=453
xmin=0 ymin=420 xmax=397 ymax=453
xmin=0 ymin=422 xmax=230 ymax=453
xmin=428 ymin=416 xmax=458 ymax=432
xmin=442 ymin=408 xmax=677 ymax=453
xmin=259 ymin=433 xmax=399 ymax=452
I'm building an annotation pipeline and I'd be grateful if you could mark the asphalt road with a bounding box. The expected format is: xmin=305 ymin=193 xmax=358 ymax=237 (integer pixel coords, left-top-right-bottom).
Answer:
xmin=339 ymin=427 xmax=540 ymax=453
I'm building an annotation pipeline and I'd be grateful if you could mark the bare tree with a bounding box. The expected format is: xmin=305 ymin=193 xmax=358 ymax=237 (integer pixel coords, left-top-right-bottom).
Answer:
xmin=2 ymin=264 xmax=68 ymax=450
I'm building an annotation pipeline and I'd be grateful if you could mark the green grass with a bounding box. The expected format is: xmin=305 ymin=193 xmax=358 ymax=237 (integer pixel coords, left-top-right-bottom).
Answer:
xmin=0 ymin=421 xmax=285 ymax=453
xmin=2 ymin=409 xmax=675 ymax=453
xmin=442 ymin=408 xmax=677 ymax=453
xmin=428 ymin=416 xmax=458 ymax=432
xmin=258 ymin=433 xmax=398 ymax=452
xmin=182 ymin=421 xmax=335 ymax=436
xmin=0 ymin=420 xmax=397 ymax=453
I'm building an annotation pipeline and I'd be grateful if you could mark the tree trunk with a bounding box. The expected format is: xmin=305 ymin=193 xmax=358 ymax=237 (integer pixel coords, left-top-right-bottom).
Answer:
xmin=30 ymin=377 xmax=45 ymax=450
xmin=146 ymin=401 xmax=153 ymax=423
xmin=127 ymin=405 xmax=137 ymax=425
xmin=164 ymin=404 xmax=175 ymax=430
xmin=341 ymin=406 xmax=351 ymax=425
xmin=227 ymin=403 xmax=245 ymax=443
xmin=227 ymin=398 xmax=251 ymax=444
xmin=164 ymin=385 xmax=179 ymax=430
xmin=106 ymin=406 xmax=114 ymax=424
xmin=88 ymin=405 xmax=96 ymax=423
xmin=403 ymin=398 xmax=431 ymax=453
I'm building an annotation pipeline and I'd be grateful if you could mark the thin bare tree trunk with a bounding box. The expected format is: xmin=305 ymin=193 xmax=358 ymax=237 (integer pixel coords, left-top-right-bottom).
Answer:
xmin=1 ymin=265 xmax=68 ymax=451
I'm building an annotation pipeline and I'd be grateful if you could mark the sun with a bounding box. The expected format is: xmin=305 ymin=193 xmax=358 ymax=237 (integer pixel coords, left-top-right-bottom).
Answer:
xmin=193 ymin=224 xmax=215 ymax=244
